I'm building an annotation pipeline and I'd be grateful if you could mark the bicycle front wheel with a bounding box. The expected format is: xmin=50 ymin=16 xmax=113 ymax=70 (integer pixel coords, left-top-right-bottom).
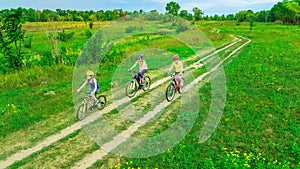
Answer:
xmin=96 ymin=95 xmax=107 ymax=110
xmin=166 ymin=83 xmax=175 ymax=102
xmin=142 ymin=76 xmax=151 ymax=91
xmin=126 ymin=80 xmax=137 ymax=98
xmin=76 ymin=103 xmax=87 ymax=121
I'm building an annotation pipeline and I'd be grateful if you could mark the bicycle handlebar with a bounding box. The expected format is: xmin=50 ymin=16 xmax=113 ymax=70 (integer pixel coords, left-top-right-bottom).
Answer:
xmin=128 ymin=69 xmax=138 ymax=76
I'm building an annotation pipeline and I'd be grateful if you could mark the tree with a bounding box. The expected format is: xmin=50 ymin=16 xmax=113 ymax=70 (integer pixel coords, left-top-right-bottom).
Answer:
xmin=220 ymin=14 xmax=226 ymax=21
xmin=179 ymin=10 xmax=189 ymax=19
xmin=89 ymin=14 xmax=97 ymax=21
xmin=165 ymin=1 xmax=180 ymax=16
xmin=255 ymin=10 xmax=270 ymax=22
xmin=105 ymin=10 xmax=113 ymax=21
xmin=0 ymin=8 xmax=25 ymax=70
xmin=226 ymin=14 xmax=235 ymax=20
xmin=271 ymin=0 xmax=300 ymax=24
xmin=212 ymin=14 xmax=220 ymax=20
xmin=285 ymin=1 xmax=300 ymax=24
xmin=236 ymin=10 xmax=248 ymax=22
xmin=192 ymin=7 xmax=203 ymax=21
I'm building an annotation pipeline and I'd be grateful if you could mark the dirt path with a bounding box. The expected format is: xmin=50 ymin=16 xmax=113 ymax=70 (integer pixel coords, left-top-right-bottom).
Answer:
xmin=0 ymin=37 xmax=247 ymax=169
xmin=71 ymin=37 xmax=252 ymax=168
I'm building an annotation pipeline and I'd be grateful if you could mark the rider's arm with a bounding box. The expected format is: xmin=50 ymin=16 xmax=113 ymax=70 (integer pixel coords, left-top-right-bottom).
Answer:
xmin=130 ymin=61 xmax=138 ymax=70
xmin=179 ymin=61 xmax=184 ymax=75
xmin=168 ymin=62 xmax=174 ymax=72
xmin=78 ymin=80 xmax=87 ymax=91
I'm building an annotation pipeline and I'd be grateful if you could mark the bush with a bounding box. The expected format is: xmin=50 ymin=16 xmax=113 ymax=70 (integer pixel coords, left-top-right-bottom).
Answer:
xmin=176 ymin=21 xmax=189 ymax=33
xmin=40 ymin=50 xmax=54 ymax=66
xmin=24 ymin=36 xmax=32 ymax=48
xmin=57 ymin=29 xmax=75 ymax=42
xmin=125 ymin=26 xmax=138 ymax=33
xmin=89 ymin=22 xmax=94 ymax=29
xmin=85 ymin=30 xmax=92 ymax=39
xmin=0 ymin=57 xmax=11 ymax=74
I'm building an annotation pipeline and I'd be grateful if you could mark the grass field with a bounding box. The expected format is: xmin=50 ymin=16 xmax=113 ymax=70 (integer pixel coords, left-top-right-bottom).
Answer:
xmin=1 ymin=20 xmax=299 ymax=168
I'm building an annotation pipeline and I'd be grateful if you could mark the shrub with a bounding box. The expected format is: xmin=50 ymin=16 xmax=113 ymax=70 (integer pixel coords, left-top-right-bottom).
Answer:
xmin=40 ymin=50 xmax=54 ymax=66
xmin=85 ymin=30 xmax=92 ymax=39
xmin=57 ymin=29 xmax=75 ymax=42
xmin=89 ymin=22 xmax=94 ymax=29
xmin=176 ymin=21 xmax=189 ymax=33
xmin=24 ymin=36 xmax=32 ymax=48
xmin=125 ymin=26 xmax=138 ymax=33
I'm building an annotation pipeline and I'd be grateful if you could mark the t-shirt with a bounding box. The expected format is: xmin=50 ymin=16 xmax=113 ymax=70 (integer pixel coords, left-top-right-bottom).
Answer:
xmin=172 ymin=61 xmax=183 ymax=73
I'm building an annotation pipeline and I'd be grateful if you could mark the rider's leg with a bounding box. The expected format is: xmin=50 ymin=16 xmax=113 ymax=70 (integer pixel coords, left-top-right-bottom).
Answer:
xmin=175 ymin=76 xmax=183 ymax=88
xmin=91 ymin=90 xmax=99 ymax=105
xmin=139 ymin=69 xmax=147 ymax=85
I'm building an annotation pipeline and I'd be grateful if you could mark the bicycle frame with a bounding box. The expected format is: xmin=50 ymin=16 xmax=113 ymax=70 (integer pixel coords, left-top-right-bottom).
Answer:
xmin=168 ymin=73 xmax=179 ymax=91
xmin=82 ymin=95 xmax=94 ymax=109
xmin=129 ymin=70 xmax=142 ymax=87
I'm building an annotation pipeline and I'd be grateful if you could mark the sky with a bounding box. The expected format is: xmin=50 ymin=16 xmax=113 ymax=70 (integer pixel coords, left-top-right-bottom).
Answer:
xmin=0 ymin=0 xmax=281 ymax=16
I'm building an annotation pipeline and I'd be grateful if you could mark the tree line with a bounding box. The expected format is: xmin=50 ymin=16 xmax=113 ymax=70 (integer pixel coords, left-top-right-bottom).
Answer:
xmin=0 ymin=0 xmax=299 ymax=24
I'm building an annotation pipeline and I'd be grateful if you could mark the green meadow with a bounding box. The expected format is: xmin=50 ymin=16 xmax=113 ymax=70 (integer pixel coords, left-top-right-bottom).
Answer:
xmin=1 ymin=21 xmax=299 ymax=169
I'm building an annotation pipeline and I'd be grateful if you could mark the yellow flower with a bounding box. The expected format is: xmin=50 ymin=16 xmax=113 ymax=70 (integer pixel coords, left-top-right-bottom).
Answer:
xmin=222 ymin=147 xmax=228 ymax=150
xmin=244 ymin=163 xmax=250 ymax=167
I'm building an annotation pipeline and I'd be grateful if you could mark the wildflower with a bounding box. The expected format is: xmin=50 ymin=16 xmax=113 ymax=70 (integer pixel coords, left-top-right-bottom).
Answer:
xmin=222 ymin=147 xmax=228 ymax=150
xmin=244 ymin=163 xmax=250 ymax=167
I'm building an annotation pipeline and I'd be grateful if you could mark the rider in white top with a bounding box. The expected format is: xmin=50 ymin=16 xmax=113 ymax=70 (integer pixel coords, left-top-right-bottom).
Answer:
xmin=129 ymin=54 xmax=148 ymax=85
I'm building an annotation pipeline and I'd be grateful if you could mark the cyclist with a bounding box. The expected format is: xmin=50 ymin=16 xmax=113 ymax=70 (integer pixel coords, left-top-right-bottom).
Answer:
xmin=128 ymin=54 xmax=148 ymax=86
xmin=168 ymin=54 xmax=184 ymax=89
xmin=77 ymin=70 xmax=100 ymax=106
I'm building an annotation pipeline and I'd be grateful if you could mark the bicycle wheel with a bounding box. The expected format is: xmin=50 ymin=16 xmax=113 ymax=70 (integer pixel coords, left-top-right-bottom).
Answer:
xmin=178 ymin=78 xmax=185 ymax=94
xmin=96 ymin=95 xmax=107 ymax=110
xmin=166 ymin=83 xmax=175 ymax=102
xmin=142 ymin=76 xmax=151 ymax=91
xmin=76 ymin=103 xmax=87 ymax=121
xmin=126 ymin=80 xmax=137 ymax=98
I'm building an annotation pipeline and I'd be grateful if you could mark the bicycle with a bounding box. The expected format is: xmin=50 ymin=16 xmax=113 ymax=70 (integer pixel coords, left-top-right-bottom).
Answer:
xmin=125 ymin=69 xmax=151 ymax=98
xmin=165 ymin=72 xmax=185 ymax=102
xmin=76 ymin=92 xmax=107 ymax=121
